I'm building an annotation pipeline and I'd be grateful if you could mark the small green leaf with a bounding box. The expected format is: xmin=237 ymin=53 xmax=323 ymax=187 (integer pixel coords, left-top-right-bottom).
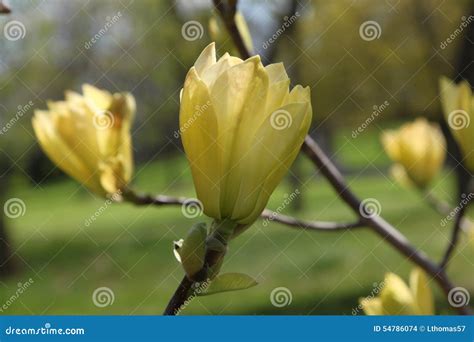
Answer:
xmin=197 ymin=273 xmax=258 ymax=296
xmin=180 ymin=223 xmax=207 ymax=277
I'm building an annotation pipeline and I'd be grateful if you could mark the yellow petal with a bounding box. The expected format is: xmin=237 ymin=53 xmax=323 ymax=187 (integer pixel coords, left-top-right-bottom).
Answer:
xmin=381 ymin=131 xmax=401 ymax=162
xmin=409 ymin=268 xmax=434 ymax=315
xmin=180 ymin=67 xmax=221 ymax=219
xmin=194 ymin=42 xmax=216 ymax=77
xmin=380 ymin=273 xmax=418 ymax=315
xmin=82 ymin=84 xmax=112 ymax=110
xmin=360 ymin=297 xmax=384 ymax=315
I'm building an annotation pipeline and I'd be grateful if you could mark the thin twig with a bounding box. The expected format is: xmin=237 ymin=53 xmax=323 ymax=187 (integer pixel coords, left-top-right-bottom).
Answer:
xmin=213 ymin=1 xmax=472 ymax=315
xmin=0 ymin=1 xmax=10 ymax=14
xmin=440 ymin=193 xmax=471 ymax=269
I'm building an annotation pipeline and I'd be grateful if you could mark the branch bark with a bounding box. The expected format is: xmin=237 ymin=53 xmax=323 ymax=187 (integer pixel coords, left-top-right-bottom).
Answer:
xmin=213 ymin=0 xmax=472 ymax=315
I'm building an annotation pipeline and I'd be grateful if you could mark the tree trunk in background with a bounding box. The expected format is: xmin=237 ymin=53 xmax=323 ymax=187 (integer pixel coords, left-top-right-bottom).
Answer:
xmin=0 ymin=159 xmax=16 ymax=278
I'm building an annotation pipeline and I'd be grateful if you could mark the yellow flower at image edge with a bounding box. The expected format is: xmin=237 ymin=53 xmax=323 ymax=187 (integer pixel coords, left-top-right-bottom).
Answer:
xmin=439 ymin=76 xmax=474 ymax=172
xmin=180 ymin=43 xmax=312 ymax=225
xmin=360 ymin=268 xmax=434 ymax=315
xmin=32 ymin=84 xmax=135 ymax=197
xmin=381 ymin=118 xmax=446 ymax=189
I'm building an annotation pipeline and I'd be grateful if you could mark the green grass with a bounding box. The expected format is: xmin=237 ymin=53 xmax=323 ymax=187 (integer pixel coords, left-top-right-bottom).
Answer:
xmin=1 ymin=124 xmax=473 ymax=315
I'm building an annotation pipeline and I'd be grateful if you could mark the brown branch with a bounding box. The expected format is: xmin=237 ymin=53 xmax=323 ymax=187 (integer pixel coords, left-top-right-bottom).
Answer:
xmin=122 ymin=188 xmax=362 ymax=232
xmin=440 ymin=193 xmax=471 ymax=269
xmin=0 ymin=0 xmax=10 ymax=14
xmin=213 ymin=1 xmax=472 ymax=315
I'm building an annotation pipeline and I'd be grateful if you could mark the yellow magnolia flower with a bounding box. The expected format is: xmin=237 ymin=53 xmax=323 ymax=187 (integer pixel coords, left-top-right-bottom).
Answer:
xmin=439 ymin=77 xmax=474 ymax=172
xmin=180 ymin=43 xmax=312 ymax=225
xmin=360 ymin=268 xmax=434 ymax=315
xmin=33 ymin=84 xmax=135 ymax=197
xmin=381 ymin=118 xmax=446 ymax=189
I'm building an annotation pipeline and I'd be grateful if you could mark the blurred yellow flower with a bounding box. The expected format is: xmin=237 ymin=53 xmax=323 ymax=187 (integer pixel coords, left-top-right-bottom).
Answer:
xmin=209 ymin=11 xmax=253 ymax=56
xmin=360 ymin=268 xmax=434 ymax=315
xmin=33 ymin=84 xmax=135 ymax=197
xmin=439 ymin=77 xmax=474 ymax=172
xmin=381 ymin=118 xmax=446 ymax=189
xmin=180 ymin=43 xmax=312 ymax=225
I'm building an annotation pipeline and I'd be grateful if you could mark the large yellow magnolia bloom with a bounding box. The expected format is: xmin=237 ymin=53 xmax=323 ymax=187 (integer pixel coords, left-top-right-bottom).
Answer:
xmin=439 ymin=77 xmax=474 ymax=172
xmin=360 ymin=268 xmax=434 ymax=315
xmin=381 ymin=118 xmax=446 ymax=189
xmin=33 ymin=84 xmax=135 ymax=196
xmin=180 ymin=43 xmax=312 ymax=224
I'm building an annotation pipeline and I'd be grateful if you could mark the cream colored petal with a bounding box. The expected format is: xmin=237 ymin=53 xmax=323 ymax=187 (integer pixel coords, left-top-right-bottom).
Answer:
xmin=235 ymin=102 xmax=310 ymax=224
xmin=201 ymin=52 xmax=243 ymax=87
xmin=380 ymin=273 xmax=418 ymax=315
xmin=265 ymin=63 xmax=289 ymax=84
xmin=194 ymin=42 xmax=217 ymax=77
xmin=360 ymin=297 xmax=384 ymax=315
xmin=389 ymin=164 xmax=413 ymax=188
xmin=32 ymin=111 xmax=103 ymax=195
xmin=82 ymin=84 xmax=112 ymax=110
xmin=381 ymin=131 xmax=401 ymax=162
xmin=180 ymin=67 xmax=221 ymax=219
xmin=409 ymin=268 xmax=434 ymax=315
